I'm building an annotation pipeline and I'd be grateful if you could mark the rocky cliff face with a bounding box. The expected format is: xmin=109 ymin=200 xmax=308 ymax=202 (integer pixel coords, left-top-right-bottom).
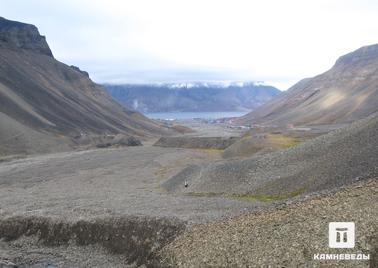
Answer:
xmin=0 ymin=17 xmax=53 ymax=57
xmin=0 ymin=17 xmax=172 ymax=156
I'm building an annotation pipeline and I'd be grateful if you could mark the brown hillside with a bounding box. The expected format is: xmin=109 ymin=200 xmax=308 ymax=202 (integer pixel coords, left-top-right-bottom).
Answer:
xmin=0 ymin=17 xmax=172 ymax=155
xmin=238 ymin=44 xmax=378 ymax=126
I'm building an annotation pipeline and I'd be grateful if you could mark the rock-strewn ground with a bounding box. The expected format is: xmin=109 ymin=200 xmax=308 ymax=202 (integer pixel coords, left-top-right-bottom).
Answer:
xmin=0 ymin=146 xmax=265 ymax=224
xmin=0 ymin=215 xmax=185 ymax=267
xmin=162 ymin=179 xmax=378 ymax=267
xmin=0 ymin=118 xmax=376 ymax=267
xmin=0 ymin=144 xmax=268 ymax=267
xmin=154 ymin=136 xmax=239 ymax=150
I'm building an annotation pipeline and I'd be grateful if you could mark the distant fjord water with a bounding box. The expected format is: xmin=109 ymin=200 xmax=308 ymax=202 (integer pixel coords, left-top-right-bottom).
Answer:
xmin=144 ymin=111 xmax=249 ymax=120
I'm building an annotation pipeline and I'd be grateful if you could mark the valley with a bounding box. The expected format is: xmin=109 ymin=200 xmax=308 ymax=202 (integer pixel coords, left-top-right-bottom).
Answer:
xmin=0 ymin=134 xmax=265 ymax=224
xmin=0 ymin=14 xmax=377 ymax=268
xmin=1 ymin=116 xmax=376 ymax=266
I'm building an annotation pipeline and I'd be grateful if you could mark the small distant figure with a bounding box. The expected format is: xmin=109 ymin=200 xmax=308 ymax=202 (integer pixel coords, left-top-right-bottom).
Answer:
xmin=184 ymin=180 xmax=189 ymax=188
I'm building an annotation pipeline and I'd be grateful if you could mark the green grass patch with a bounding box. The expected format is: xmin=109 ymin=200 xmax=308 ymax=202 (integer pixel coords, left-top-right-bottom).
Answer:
xmin=266 ymin=134 xmax=302 ymax=149
xmin=198 ymin=148 xmax=224 ymax=154
xmin=0 ymin=154 xmax=27 ymax=163
xmin=185 ymin=192 xmax=224 ymax=198
xmin=184 ymin=188 xmax=306 ymax=203
xmin=231 ymin=193 xmax=278 ymax=202
xmin=230 ymin=188 xmax=306 ymax=203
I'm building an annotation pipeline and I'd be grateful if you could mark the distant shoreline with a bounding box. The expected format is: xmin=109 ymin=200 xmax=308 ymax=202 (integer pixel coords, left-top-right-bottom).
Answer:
xmin=144 ymin=111 xmax=249 ymax=120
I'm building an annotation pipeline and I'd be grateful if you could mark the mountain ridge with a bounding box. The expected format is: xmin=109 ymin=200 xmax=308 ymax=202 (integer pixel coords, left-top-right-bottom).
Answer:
xmin=0 ymin=17 xmax=172 ymax=156
xmin=105 ymin=82 xmax=280 ymax=113
xmin=0 ymin=17 xmax=53 ymax=57
xmin=238 ymin=44 xmax=378 ymax=126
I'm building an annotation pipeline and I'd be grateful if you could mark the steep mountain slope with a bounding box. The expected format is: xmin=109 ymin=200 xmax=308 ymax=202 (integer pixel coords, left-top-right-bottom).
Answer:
xmin=163 ymin=111 xmax=378 ymax=197
xmin=0 ymin=17 xmax=171 ymax=155
xmin=104 ymin=83 xmax=280 ymax=113
xmin=238 ymin=44 xmax=378 ymax=126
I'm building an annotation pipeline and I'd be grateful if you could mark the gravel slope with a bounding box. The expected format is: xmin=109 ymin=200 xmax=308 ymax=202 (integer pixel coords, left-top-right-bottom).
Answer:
xmin=163 ymin=179 xmax=378 ymax=267
xmin=164 ymin=111 xmax=378 ymax=197
xmin=238 ymin=44 xmax=378 ymax=126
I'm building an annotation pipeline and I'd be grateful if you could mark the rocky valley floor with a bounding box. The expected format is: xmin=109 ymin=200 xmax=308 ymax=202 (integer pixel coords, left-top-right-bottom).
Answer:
xmin=0 ymin=144 xmax=266 ymax=224
xmin=0 ymin=120 xmax=376 ymax=267
xmin=0 ymin=142 xmax=266 ymax=267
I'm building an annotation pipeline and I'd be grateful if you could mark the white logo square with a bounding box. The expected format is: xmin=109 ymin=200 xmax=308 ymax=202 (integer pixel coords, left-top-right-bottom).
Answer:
xmin=329 ymin=222 xmax=355 ymax=248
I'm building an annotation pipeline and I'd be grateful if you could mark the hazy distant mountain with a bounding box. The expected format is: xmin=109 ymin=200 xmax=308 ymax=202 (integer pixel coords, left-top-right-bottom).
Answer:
xmin=0 ymin=17 xmax=172 ymax=156
xmin=104 ymin=82 xmax=280 ymax=113
xmin=238 ymin=44 xmax=378 ymax=126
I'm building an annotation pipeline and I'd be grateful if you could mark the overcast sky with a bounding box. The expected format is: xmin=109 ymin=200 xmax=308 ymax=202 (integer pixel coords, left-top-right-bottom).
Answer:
xmin=1 ymin=0 xmax=378 ymax=90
